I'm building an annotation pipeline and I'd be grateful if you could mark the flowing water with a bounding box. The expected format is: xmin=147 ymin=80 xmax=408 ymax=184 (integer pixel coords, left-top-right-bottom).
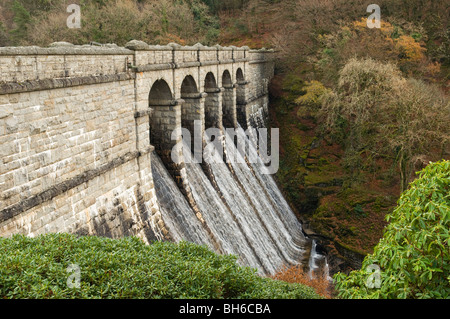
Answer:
xmin=150 ymin=126 xmax=329 ymax=278
xmin=150 ymin=153 xmax=215 ymax=247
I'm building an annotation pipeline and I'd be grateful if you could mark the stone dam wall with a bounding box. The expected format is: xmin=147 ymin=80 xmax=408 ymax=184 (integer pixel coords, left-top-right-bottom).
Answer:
xmin=0 ymin=40 xmax=275 ymax=244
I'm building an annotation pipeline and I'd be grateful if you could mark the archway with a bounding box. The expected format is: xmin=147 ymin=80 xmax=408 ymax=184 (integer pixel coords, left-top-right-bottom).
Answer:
xmin=222 ymin=70 xmax=236 ymax=128
xmin=204 ymin=72 xmax=222 ymax=131
xmin=236 ymin=68 xmax=245 ymax=84
xmin=149 ymin=79 xmax=172 ymax=102
xmin=180 ymin=75 xmax=205 ymax=157
xmin=149 ymin=79 xmax=176 ymax=154
xmin=235 ymin=68 xmax=247 ymax=128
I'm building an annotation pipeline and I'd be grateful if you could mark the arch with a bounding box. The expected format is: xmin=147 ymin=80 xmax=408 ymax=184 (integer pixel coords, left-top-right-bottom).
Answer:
xmin=149 ymin=79 xmax=177 ymax=157
xmin=222 ymin=70 xmax=236 ymax=128
xmin=222 ymin=70 xmax=232 ymax=87
xmin=181 ymin=75 xmax=199 ymax=96
xmin=181 ymin=75 xmax=204 ymax=155
xmin=235 ymin=68 xmax=247 ymax=128
xmin=149 ymin=79 xmax=173 ymax=104
xmin=236 ymin=68 xmax=245 ymax=83
xmin=204 ymin=72 xmax=217 ymax=90
xmin=204 ymin=72 xmax=221 ymax=131
xmin=149 ymin=78 xmax=188 ymax=193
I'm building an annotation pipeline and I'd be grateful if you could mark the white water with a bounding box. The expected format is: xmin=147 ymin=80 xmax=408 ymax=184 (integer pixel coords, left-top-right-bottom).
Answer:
xmin=308 ymin=239 xmax=332 ymax=282
xmin=151 ymin=126 xmax=329 ymax=277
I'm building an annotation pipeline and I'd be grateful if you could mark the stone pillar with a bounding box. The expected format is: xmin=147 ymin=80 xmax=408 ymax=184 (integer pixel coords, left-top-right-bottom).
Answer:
xmin=180 ymin=92 xmax=206 ymax=156
xmin=236 ymin=81 xmax=249 ymax=129
xmin=204 ymin=88 xmax=223 ymax=131
xmin=149 ymin=97 xmax=214 ymax=247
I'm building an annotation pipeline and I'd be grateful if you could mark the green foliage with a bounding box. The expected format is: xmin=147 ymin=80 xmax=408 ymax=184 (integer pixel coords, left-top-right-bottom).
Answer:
xmin=9 ymin=0 xmax=31 ymax=44
xmin=187 ymin=0 xmax=220 ymax=36
xmin=334 ymin=160 xmax=450 ymax=299
xmin=0 ymin=234 xmax=321 ymax=299
xmin=0 ymin=20 xmax=9 ymax=46
xmin=199 ymin=0 xmax=249 ymax=14
xmin=281 ymin=72 xmax=305 ymax=106
xmin=295 ymin=80 xmax=330 ymax=109
xmin=10 ymin=0 xmax=65 ymax=13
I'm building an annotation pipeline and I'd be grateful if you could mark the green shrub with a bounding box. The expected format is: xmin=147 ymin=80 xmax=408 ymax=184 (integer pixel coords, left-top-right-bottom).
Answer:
xmin=333 ymin=160 xmax=450 ymax=299
xmin=0 ymin=234 xmax=321 ymax=299
xmin=9 ymin=0 xmax=31 ymax=45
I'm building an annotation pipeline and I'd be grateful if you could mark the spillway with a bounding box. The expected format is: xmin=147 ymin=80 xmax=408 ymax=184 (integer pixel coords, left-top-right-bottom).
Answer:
xmin=151 ymin=127 xmax=327 ymax=276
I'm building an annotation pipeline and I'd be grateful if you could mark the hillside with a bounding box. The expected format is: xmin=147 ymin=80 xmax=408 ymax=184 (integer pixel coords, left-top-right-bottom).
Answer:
xmin=218 ymin=0 xmax=450 ymax=272
xmin=0 ymin=0 xmax=449 ymax=295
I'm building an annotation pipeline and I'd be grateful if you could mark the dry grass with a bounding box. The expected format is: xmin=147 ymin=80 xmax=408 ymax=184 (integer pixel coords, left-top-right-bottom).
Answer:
xmin=322 ymin=57 xmax=450 ymax=191
xmin=13 ymin=0 xmax=218 ymax=46
xmin=270 ymin=265 xmax=334 ymax=299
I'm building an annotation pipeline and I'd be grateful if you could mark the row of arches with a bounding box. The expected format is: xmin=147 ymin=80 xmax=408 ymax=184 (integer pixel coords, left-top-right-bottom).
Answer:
xmin=149 ymin=69 xmax=244 ymax=109
xmin=149 ymin=68 xmax=247 ymax=156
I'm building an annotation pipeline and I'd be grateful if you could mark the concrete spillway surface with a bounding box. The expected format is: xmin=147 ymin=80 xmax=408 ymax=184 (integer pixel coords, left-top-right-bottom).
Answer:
xmin=151 ymin=132 xmax=329 ymax=277
xmin=150 ymin=151 xmax=215 ymax=248
xmin=184 ymin=150 xmax=268 ymax=272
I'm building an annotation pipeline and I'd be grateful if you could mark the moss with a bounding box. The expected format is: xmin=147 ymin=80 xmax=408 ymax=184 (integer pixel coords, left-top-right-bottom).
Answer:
xmin=337 ymin=187 xmax=376 ymax=206
xmin=297 ymin=122 xmax=312 ymax=131
xmin=335 ymin=240 xmax=367 ymax=257
xmin=295 ymin=80 xmax=331 ymax=110
xmin=309 ymin=187 xmax=393 ymax=255
xmin=304 ymin=171 xmax=339 ymax=187
xmin=273 ymin=89 xmax=396 ymax=257
xmin=318 ymin=157 xmax=330 ymax=166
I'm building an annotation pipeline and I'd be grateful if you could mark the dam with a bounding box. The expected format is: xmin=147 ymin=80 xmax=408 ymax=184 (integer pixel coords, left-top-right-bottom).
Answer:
xmin=0 ymin=40 xmax=327 ymax=276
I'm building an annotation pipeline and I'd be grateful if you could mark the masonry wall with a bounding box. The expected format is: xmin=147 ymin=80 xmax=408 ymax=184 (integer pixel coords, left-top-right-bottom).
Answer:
xmin=244 ymin=50 xmax=275 ymax=128
xmin=0 ymin=43 xmax=167 ymax=241
xmin=0 ymin=44 xmax=133 ymax=83
xmin=0 ymin=76 xmax=164 ymax=241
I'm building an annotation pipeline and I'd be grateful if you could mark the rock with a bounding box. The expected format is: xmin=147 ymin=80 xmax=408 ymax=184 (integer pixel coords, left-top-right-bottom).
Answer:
xmin=49 ymin=41 xmax=74 ymax=47
xmin=125 ymin=40 xmax=149 ymax=50
xmin=5 ymin=116 xmax=18 ymax=132
xmin=310 ymin=137 xmax=322 ymax=150
xmin=0 ymin=104 xmax=12 ymax=119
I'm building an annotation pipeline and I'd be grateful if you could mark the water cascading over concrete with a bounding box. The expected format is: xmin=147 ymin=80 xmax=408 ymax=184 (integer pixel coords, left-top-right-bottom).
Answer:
xmin=0 ymin=40 xmax=328 ymax=277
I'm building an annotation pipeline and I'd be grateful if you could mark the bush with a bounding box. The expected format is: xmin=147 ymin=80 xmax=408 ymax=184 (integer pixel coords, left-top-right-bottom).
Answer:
xmin=321 ymin=58 xmax=450 ymax=190
xmin=333 ymin=160 xmax=450 ymax=299
xmin=314 ymin=18 xmax=443 ymax=84
xmin=295 ymin=80 xmax=330 ymax=109
xmin=0 ymin=234 xmax=321 ymax=299
xmin=9 ymin=0 xmax=31 ymax=44
xmin=19 ymin=0 xmax=220 ymax=46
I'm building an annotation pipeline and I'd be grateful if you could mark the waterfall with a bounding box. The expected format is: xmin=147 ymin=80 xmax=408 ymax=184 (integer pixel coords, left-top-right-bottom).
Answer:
xmin=308 ymin=240 xmax=332 ymax=282
xmin=151 ymin=125 xmax=329 ymax=278
xmin=150 ymin=153 xmax=215 ymax=248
